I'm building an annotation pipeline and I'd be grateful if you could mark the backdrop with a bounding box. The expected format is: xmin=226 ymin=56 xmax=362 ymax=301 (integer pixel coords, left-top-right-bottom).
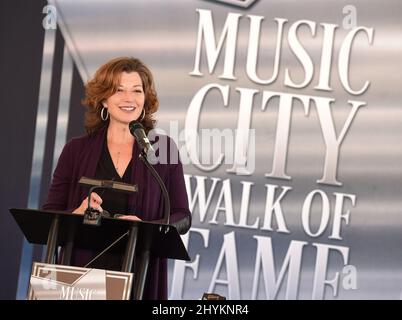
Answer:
xmin=1 ymin=0 xmax=401 ymax=300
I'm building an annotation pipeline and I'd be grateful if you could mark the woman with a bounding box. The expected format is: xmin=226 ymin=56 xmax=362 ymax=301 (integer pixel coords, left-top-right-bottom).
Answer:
xmin=43 ymin=57 xmax=191 ymax=299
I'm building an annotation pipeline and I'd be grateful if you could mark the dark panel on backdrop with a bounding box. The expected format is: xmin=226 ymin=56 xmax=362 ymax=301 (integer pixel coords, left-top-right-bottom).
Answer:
xmin=66 ymin=65 xmax=86 ymax=140
xmin=0 ymin=0 xmax=47 ymax=299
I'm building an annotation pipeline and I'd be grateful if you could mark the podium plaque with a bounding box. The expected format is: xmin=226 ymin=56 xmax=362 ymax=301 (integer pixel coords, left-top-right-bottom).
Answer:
xmin=28 ymin=262 xmax=133 ymax=300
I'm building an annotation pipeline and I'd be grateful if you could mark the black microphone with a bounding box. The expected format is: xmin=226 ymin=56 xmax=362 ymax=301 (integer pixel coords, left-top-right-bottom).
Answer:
xmin=129 ymin=120 xmax=171 ymax=230
xmin=129 ymin=120 xmax=155 ymax=154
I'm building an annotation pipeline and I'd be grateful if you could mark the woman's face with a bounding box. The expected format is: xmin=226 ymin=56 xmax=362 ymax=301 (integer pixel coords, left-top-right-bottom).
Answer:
xmin=104 ymin=71 xmax=145 ymax=126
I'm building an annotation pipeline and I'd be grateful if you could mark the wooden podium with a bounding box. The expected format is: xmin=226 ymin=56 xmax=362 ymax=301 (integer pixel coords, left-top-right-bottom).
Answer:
xmin=10 ymin=208 xmax=190 ymax=300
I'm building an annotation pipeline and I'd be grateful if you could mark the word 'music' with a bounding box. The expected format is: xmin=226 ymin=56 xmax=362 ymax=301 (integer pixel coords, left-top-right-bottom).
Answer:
xmin=191 ymin=9 xmax=374 ymax=94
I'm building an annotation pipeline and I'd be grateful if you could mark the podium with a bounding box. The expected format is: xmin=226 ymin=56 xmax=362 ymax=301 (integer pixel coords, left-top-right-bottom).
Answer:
xmin=10 ymin=208 xmax=190 ymax=300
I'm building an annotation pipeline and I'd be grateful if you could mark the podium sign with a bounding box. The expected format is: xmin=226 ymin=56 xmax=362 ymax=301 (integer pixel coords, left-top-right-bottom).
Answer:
xmin=28 ymin=262 xmax=133 ymax=300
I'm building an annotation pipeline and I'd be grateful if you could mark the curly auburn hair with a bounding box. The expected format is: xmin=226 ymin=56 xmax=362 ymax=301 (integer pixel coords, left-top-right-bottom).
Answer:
xmin=82 ymin=57 xmax=159 ymax=134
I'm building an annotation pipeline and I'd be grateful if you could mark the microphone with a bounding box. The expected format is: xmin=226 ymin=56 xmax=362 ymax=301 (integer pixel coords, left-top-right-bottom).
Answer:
xmin=129 ymin=120 xmax=155 ymax=154
xmin=129 ymin=120 xmax=171 ymax=230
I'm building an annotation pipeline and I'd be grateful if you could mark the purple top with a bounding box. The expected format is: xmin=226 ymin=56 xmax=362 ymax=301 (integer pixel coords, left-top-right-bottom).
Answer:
xmin=43 ymin=126 xmax=191 ymax=299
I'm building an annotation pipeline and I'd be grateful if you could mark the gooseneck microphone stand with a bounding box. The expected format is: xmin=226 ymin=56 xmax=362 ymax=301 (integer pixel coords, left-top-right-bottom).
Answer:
xmin=138 ymin=149 xmax=170 ymax=231
xmin=129 ymin=120 xmax=171 ymax=230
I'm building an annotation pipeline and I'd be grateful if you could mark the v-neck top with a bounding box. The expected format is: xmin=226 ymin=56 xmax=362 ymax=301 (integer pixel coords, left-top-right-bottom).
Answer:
xmin=93 ymin=138 xmax=132 ymax=215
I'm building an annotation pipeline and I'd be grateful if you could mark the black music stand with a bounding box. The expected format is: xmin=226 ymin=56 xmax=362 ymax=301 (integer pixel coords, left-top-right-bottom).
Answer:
xmin=10 ymin=208 xmax=190 ymax=300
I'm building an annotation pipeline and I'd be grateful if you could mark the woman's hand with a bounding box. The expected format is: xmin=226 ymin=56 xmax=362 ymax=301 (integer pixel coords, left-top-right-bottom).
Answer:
xmin=72 ymin=192 xmax=103 ymax=214
xmin=115 ymin=214 xmax=142 ymax=221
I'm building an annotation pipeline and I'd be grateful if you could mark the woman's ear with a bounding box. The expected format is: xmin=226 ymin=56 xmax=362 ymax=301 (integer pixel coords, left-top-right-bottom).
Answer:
xmin=102 ymin=102 xmax=108 ymax=108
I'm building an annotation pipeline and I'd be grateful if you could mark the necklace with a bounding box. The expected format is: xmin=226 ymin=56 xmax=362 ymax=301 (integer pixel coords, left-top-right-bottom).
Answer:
xmin=115 ymin=151 xmax=121 ymax=172
xmin=108 ymin=138 xmax=133 ymax=175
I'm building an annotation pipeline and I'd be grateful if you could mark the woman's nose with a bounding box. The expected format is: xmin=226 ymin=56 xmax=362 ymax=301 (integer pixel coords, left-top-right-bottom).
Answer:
xmin=122 ymin=90 xmax=134 ymax=101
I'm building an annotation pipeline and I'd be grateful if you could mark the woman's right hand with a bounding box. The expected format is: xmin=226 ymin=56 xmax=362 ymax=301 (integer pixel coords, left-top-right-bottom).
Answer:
xmin=72 ymin=192 xmax=103 ymax=214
